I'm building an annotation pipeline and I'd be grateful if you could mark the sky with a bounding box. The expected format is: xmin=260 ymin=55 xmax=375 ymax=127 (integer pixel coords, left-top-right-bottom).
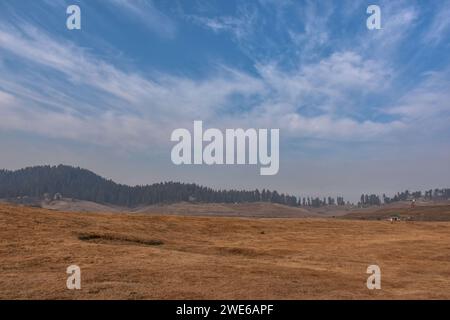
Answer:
xmin=0 ymin=0 xmax=450 ymax=202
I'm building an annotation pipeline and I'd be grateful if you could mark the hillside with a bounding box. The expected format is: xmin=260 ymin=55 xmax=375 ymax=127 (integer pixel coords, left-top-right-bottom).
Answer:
xmin=0 ymin=165 xmax=304 ymax=208
xmin=26 ymin=198 xmax=318 ymax=218
xmin=1 ymin=203 xmax=449 ymax=299
xmin=5 ymin=195 xmax=450 ymax=220
xmin=2 ymin=165 xmax=449 ymax=218
xmin=132 ymin=202 xmax=318 ymax=218
xmin=342 ymin=201 xmax=450 ymax=221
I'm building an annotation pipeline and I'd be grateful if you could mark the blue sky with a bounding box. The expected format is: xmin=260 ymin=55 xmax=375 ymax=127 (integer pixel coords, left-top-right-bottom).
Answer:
xmin=0 ymin=0 xmax=450 ymax=201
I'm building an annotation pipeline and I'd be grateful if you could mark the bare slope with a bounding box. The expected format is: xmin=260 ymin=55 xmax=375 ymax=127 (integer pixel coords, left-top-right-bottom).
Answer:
xmin=133 ymin=202 xmax=318 ymax=217
xmin=38 ymin=199 xmax=319 ymax=218
xmin=342 ymin=201 xmax=450 ymax=221
xmin=41 ymin=199 xmax=123 ymax=213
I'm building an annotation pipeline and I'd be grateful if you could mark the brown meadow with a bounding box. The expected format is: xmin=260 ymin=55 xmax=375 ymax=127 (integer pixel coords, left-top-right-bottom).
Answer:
xmin=0 ymin=203 xmax=449 ymax=299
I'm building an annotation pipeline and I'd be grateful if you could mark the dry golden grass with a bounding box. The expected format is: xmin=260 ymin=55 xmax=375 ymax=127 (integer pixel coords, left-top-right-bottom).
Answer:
xmin=343 ymin=203 xmax=450 ymax=221
xmin=0 ymin=203 xmax=449 ymax=299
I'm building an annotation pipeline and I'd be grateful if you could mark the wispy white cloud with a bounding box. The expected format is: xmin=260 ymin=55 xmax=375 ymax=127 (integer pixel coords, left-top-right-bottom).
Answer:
xmin=186 ymin=8 xmax=257 ymax=42
xmin=0 ymin=91 xmax=160 ymax=149
xmin=255 ymin=51 xmax=392 ymax=118
xmin=281 ymin=113 xmax=405 ymax=140
xmin=360 ymin=1 xmax=419 ymax=57
xmin=287 ymin=0 xmax=334 ymax=60
xmin=0 ymin=1 xmax=448 ymax=152
xmin=1 ymin=0 xmax=449 ymax=199
xmin=109 ymin=0 xmax=177 ymax=38
xmin=0 ymin=18 xmax=411 ymax=149
xmin=422 ymin=1 xmax=450 ymax=45
xmin=0 ymin=21 xmax=264 ymax=149
xmin=387 ymin=69 xmax=450 ymax=121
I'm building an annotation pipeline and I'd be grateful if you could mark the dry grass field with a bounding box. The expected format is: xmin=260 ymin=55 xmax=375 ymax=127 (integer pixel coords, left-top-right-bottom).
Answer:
xmin=342 ymin=202 xmax=450 ymax=221
xmin=0 ymin=203 xmax=449 ymax=299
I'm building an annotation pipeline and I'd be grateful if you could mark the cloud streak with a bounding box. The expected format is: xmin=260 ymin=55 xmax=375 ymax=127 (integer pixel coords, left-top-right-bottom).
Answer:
xmin=109 ymin=0 xmax=177 ymax=38
xmin=0 ymin=0 xmax=449 ymax=152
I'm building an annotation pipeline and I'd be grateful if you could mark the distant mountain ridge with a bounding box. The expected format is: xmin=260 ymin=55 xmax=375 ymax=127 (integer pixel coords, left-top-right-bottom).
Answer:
xmin=0 ymin=165 xmax=300 ymax=208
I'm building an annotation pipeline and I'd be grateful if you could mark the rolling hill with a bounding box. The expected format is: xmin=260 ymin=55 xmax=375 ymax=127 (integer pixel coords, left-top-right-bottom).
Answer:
xmin=0 ymin=165 xmax=304 ymax=208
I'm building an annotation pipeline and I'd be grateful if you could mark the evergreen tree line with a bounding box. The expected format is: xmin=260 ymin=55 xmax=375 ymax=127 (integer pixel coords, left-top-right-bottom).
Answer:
xmin=2 ymin=165 xmax=447 ymax=208
xmin=360 ymin=188 xmax=450 ymax=207
xmin=0 ymin=165 xmax=347 ymax=208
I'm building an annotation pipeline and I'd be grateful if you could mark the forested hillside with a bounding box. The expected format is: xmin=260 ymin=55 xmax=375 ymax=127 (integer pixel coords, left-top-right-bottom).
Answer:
xmin=0 ymin=165 xmax=302 ymax=207
xmin=2 ymin=165 xmax=447 ymax=208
